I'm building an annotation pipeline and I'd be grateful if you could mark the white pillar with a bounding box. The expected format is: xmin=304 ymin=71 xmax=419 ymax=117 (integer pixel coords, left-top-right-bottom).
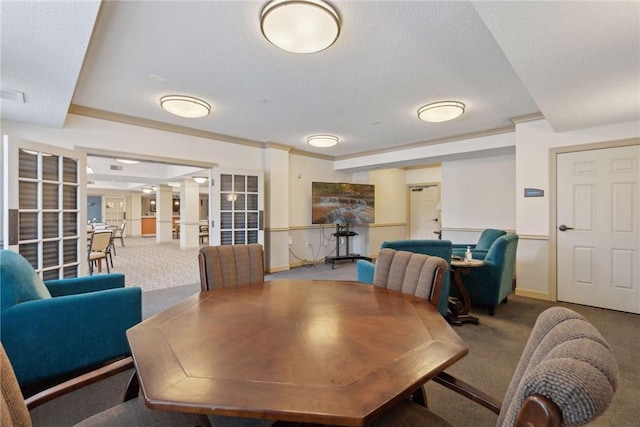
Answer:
xmin=129 ymin=192 xmax=142 ymax=236
xmin=156 ymin=185 xmax=173 ymax=243
xmin=180 ymin=179 xmax=200 ymax=249
xmin=265 ymin=144 xmax=290 ymax=272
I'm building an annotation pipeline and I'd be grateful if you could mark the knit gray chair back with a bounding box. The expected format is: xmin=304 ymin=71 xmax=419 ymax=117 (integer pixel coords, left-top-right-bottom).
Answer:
xmin=373 ymin=248 xmax=447 ymax=308
xmin=198 ymin=244 xmax=265 ymax=291
xmin=497 ymin=306 xmax=618 ymax=427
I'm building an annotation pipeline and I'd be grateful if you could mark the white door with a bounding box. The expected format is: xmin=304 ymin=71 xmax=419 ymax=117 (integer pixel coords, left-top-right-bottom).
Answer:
xmin=211 ymin=168 xmax=264 ymax=246
xmin=3 ymin=136 xmax=88 ymax=278
xmin=409 ymin=184 xmax=440 ymax=240
xmin=557 ymin=145 xmax=640 ymax=313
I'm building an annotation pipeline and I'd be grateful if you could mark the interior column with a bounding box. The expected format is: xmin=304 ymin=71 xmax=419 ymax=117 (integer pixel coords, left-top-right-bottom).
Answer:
xmin=180 ymin=178 xmax=200 ymax=250
xmin=265 ymin=144 xmax=291 ymax=272
xmin=156 ymin=184 xmax=173 ymax=243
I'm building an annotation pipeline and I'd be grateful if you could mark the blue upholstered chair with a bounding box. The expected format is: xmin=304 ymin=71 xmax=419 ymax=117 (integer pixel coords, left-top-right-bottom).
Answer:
xmin=451 ymin=228 xmax=506 ymax=260
xmin=453 ymin=234 xmax=519 ymax=315
xmin=0 ymin=250 xmax=142 ymax=390
xmin=357 ymin=240 xmax=452 ymax=317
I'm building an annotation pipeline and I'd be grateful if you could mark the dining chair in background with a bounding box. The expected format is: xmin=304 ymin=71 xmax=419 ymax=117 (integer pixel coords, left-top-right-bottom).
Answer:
xmin=369 ymin=306 xmax=618 ymax=427
xmin=113 ymin=220 xmax=126 ymax=248
xmin=88 ymin=230 xmax=112 ymax=275
xmin=198 ymin=244 xmax=264 ymax=291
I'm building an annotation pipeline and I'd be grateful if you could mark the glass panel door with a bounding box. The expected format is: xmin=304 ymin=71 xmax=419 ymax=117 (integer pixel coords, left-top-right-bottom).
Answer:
xmin=212 ymin=169 xmax=263 ymax=246
xmin=3 ymin=136 xmax=87 ymax=278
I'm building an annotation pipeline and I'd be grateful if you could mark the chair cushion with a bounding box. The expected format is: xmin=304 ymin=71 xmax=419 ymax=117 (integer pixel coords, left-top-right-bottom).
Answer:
xmin=0 ymin=250 xmax=51 ymax=311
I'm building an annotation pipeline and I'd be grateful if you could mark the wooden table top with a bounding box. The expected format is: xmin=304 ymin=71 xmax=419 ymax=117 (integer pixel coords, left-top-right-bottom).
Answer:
xmin=451 ymin=258 xmax=485 ymax=268
xmin=127 ymin=279 xmax=468 ymax=426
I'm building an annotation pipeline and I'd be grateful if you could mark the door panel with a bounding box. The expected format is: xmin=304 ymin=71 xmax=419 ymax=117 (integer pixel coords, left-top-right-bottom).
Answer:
xmin=409 ymin=184 xmax=440 ymax=240
xmin=3 ymin=136 xmax=87 ymax=278
xmin=557 ymin=145 xmax=639 ymax=313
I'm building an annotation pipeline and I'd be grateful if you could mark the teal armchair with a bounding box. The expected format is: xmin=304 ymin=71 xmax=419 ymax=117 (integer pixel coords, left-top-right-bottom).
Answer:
xmin=451 ymin=228 xmax=506 ymax=260
xmin=357 ymin=240 xmax=452 ymax=317
xmin=452 ymin=234 xmax=519 ymax=315
xmin=0 ymin=250 xmax=142 ymax=391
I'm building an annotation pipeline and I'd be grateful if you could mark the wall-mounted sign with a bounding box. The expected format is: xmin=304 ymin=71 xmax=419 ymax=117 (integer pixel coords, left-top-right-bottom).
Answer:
xmin=524 ymin=188 xmax=544 ymax=197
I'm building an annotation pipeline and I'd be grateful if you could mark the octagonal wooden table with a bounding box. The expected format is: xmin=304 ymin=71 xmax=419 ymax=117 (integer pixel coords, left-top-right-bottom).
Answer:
xmin=127 ymin=279 xmax=468 ymax=426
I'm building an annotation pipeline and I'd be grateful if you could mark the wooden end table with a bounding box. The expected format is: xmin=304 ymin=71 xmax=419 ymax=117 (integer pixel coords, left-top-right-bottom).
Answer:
xmin=448 ymin=259 xmax=485 ymax=326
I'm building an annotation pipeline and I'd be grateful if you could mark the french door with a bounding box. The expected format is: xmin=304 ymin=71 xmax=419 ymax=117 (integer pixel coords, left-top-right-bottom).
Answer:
xmin=211 ymin=168 xmax=264 ymax=246
xmin=3 ymin=136 xmax=87 ymax=278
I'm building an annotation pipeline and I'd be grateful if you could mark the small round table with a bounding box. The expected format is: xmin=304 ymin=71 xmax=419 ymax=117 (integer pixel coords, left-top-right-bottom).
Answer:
xmin=448 ymin=259 xmax=485 ymax=326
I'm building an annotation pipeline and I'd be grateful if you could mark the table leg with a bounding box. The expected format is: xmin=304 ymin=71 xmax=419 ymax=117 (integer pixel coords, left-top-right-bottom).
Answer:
xmin=447 ymin=267 xmax=479 ymax=325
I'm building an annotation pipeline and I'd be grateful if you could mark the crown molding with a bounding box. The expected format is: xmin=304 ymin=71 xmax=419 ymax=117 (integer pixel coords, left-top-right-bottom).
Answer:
xmin=69 ymin=104 xmax=265 ymax=148
xmin=510 ymin=112 xmax=545 ymax=124
xmin=335 ymin=125 xmax=515 ymax=161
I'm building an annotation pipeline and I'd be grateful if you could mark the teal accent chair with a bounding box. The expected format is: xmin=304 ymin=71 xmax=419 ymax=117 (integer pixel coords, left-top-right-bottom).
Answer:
xmin=451 ymin=228 xmax=506 ymax=260
xmin=453 ymin=234 xmax=519 ymax=315
xmin=357 ymin=240 xmax=452 ymax=317
xmin=0 ymin=250 xmax=142 ymax=390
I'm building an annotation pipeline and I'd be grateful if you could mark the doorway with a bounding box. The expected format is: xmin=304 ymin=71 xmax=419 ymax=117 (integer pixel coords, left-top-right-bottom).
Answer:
xmin=554 ymin=142 xmax=639 ymax=314
xmin=408 ymin=183 xmax=441 ymax=240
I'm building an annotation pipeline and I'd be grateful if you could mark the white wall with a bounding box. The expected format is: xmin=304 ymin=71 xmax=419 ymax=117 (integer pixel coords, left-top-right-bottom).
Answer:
xmin=405 ymin=166 xmax=441 ymax=184
xmin=2 ymin=115 xmax=264 ymax=170
xmin=514 ymin=119 xmax=640 ymax=299
xmin=441 ymin=153 xmax=516 ymax=243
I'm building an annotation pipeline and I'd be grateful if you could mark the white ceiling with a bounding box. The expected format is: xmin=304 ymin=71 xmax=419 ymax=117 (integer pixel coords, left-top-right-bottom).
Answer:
xmin=1 ymin=1 xmax=639 ymax=188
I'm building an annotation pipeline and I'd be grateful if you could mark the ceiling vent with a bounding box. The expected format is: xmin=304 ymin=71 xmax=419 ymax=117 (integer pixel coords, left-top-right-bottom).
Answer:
xmin=110 ymin=165 xmax=123 ymax=171
xmin=1 ymin=89 xmax=25 ymax=103
xmin=87 ymin=180 xmax=95 ymax=185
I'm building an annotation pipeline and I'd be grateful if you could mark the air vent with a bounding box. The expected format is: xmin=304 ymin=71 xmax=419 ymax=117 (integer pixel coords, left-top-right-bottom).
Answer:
xmin=87 ymin=180 xmax=95 ymax=185
xmin=110 ymin=165 xmax=123 ymax=171
xmin=1 ymin=89 xmax=25 ymax=103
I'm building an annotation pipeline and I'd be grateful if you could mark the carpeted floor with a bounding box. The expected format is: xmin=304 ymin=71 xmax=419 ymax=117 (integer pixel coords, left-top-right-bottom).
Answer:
xmin=30 ymin=261 xmax=639 ymax=427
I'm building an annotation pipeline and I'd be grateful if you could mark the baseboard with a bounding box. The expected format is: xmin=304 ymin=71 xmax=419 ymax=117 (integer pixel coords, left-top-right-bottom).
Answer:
xmin=267 ymin=265 xmax=291 ymax=274
xmin=515 ymin=288 xmax=554 ymax=301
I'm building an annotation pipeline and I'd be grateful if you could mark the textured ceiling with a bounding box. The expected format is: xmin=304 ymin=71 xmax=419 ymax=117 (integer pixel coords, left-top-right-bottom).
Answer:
xmin=1 ymin=1 xmax=638 ymax=186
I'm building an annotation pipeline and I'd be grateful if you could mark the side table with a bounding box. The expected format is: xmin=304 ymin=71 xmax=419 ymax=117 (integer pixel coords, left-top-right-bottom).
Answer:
xmin=448 ymin=259 xmax=485 ymax=325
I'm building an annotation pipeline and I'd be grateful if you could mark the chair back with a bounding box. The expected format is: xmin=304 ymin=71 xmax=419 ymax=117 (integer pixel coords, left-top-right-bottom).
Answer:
xmin=379 ymin=239 xmax=452 ymax=315
xmin=0 ymin=343 xmax=32 ymax=427
xmin=89 ymin=230 xmax=112 ymax=254
xmin=373 ymin=248 xmax=447 ymax=308
xmin=198 ymin=244 xmax=264 ymax=291
xmin=498 ymin=307 xmax=618 ymax=427
xmin=0 ymin=250 xmax=52 ymax=311
xmin=476 ymin=229 xmax=506 ymax=251
xmin=115 ymin=220 xmax=126 ymax=236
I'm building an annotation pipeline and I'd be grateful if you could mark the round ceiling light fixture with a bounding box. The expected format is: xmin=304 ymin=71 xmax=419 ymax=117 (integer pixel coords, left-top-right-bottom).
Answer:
xmin=417 ymin=101 xmax=465 ymax=123
xmin=142 ymin=187 xmax=153 ymax=194
xmin=192 ymin=176 xmax=208 ymax=184
xmin=261 ymin=0 xmax=340 ymax=54
xmin=307 ymin=135 xmax=339 ymax=148
xmin=160 ymin=95 xmax=211 ymax=118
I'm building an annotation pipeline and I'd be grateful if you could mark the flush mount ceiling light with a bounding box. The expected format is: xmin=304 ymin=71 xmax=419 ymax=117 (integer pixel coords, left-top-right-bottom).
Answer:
xmin=116 ymin=158 xmax=140 ymax=164
xmin=160 ymin=95 xmax=211 ymax=118
xmin=307 ymin=135 xmax=339 ymax=148
xmin=261 ymin=0 xmax=340 ymax=54
xmin=417 ymin=101 xmax=465 ymax=123
xmin=167 ymin=182 xmax=181 ymax=188
xmin=192 ymin=176 xmax=207 ymax=184
xmin=142 ymin=188 xmax=152 ymax=194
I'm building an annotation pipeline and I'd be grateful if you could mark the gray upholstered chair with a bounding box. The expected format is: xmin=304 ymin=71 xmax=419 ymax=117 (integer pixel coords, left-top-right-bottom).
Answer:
xmin=369 ymin=306 xmax=618 ymax=427
xmin=0 ymin=343 xmax=212 ymax=427
xmin=372 ymin=248 xmax=448 ymax=309
xmin=198 ymin=244 xmax=265 ymax=291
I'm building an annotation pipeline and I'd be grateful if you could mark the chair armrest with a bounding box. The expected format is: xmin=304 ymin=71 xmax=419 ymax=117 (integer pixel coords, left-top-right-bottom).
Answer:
xmin=45 ymin=273 xmax=125 ymax=296
xmin=1 ymin=287 xmax=141 ymax=387
xmin=25 ymin=357 xmax=134 ymax=410
xmin=356 ymin=259 xmax=375 ymax=284
xmin=433 ymin=371 xmax=502 ymax=415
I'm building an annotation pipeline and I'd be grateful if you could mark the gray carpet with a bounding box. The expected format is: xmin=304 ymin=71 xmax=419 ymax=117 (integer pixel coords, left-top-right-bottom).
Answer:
xmin=30 ymin=262 xmax=639 ymax=426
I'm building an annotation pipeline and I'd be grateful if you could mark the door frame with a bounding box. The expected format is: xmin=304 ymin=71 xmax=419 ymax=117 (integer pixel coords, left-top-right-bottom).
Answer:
xmin=548 ymin=137 xmax=640 ymax=301
xmin=406 ymin=182 xmax=441 ymax=240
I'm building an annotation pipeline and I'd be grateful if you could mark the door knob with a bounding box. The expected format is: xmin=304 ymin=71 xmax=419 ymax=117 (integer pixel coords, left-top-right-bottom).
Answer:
xmin=558 ymin=224 xmax=574 ymax=232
